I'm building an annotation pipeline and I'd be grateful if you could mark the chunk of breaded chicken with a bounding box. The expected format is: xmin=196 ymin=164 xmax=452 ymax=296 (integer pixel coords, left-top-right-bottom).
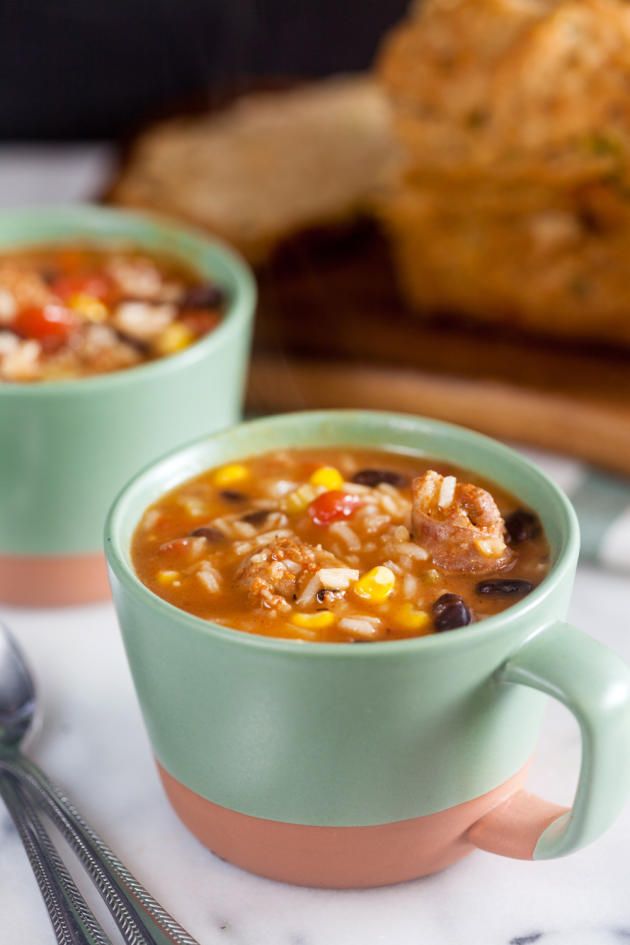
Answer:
xmin=235 ymin=536 xmax=339 ymax=613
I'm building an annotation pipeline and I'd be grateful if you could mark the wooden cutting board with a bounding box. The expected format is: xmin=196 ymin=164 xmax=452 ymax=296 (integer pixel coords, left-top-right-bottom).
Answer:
xmin=247 ymin=223 xmax=630 ymax=475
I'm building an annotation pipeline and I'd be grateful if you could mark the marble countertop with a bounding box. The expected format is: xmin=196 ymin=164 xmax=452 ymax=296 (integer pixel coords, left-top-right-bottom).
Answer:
xmin=2 ymin=568 xmax=630 ymax=945
xmin=1 ymin=147 xmax=630 ymax=945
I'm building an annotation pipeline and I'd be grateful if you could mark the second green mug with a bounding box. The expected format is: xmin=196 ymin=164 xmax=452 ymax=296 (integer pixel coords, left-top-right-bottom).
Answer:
xmin=0 ymin=206 xmax=255 ymax=606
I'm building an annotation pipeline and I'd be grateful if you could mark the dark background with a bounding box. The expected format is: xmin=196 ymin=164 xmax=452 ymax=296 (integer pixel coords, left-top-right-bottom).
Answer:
xmin=0 ymin=0 xmax=408 ymax=140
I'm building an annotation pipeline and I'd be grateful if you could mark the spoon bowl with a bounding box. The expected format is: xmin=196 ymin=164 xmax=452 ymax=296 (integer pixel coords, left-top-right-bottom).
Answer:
xmin=0 ymin=621 xmax=199 ymax=944
xmin=0 ymin=623 xmax=36 ymax=749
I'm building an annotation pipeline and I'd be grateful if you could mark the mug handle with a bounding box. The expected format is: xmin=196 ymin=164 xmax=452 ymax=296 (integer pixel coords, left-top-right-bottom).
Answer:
xmin=468 ymin=622 xmax=630 ymax=860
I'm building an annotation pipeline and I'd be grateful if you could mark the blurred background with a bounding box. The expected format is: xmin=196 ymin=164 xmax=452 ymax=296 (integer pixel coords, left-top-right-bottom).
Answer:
xmin=0 ymin=0 xmax=407 ymax=139
xmin=2 ymin=0 xmax=630 ymax=561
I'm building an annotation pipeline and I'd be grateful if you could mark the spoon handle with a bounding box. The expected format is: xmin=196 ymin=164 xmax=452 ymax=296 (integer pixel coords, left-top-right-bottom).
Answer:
xmin=3 ymin=756 xmax=199 ymax=945
xmin=0 ymin=773 xmax=111 ymax=945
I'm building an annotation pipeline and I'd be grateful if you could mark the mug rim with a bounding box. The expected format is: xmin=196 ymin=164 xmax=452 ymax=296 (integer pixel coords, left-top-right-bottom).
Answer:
xmin=105 ymin=409 xmax=580 ymax=658
xmin=0 ymin=204 xmax=256 ymax=398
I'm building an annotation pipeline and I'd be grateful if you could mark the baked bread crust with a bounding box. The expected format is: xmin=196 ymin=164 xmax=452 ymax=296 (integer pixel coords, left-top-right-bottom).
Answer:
xmin=109 ymin=76 xmax=400 ymax=264
xmin=378 ymin=0 xmax=630 ymax=346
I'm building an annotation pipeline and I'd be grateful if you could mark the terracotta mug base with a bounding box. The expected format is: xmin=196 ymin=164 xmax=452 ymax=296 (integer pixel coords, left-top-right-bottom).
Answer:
xmin=158 ymin=762 xmax=532 ymax=888
xmin=0 ymin=552 xmax=110 ymax=607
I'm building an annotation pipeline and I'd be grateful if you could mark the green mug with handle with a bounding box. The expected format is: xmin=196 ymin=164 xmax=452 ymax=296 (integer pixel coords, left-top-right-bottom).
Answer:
xmin=105 ymin=410 xmax=630 ymax=887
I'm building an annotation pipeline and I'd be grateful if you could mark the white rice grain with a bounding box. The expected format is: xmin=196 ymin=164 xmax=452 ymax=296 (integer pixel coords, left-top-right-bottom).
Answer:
xmin=377 ymin=493 xmax=399 ymax=516
xmin=416 ymin=473 xmax=439 ymax=505
xmin=208 ymin=518 xmax=233 ymax=536
xmin=397 ymin=542 xmax=429 ymax=561
xmin=196 ymin=563 xmax=221 ymax=593
xmin=142 ymin=508 xmax=161 ymax=531
xmin=231 ymin=521 xmax=257 ymax=539
xmin=254 ymin=528 xmax=292 ymax=546
xmin=438 ymin=476 xmax=457 ymax=509
xmin=317 ymin=567 xmax=360 ymax=590
xmin=383 ymin=559 xmax=402 ymax=574
xmin=177 ymin=495 xmax=208 ymax=517
xmin=329 ymin=522 xmax=361 ymax=551
xmin=113 ymin=301 xmax=175 ymax=341
xmin=377 ymin=483 xmax=401 ymax=498
xmin=265 ymin=479 xmax=297 ymax=498
xmin=343 ymin=483 xmax=371 ymax=495
xmin=403 ymin=573 xmax=419 ymax=598
xmin=296 ymin=574 xmax=322 ymax=607
xmin=0 ymin=289 xmax=16 ymax=322
xmin=264 ymin=511 xmax=289 ymax=531
xmin=339 ymin=616 xmax=382 ymax=638
xmin=283 ymin=559 xmax=302 ymax=575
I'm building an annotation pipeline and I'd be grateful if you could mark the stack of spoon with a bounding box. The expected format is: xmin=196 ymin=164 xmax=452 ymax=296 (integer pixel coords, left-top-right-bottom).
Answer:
xmin=0 ymin=621 xmax=199 ymax=945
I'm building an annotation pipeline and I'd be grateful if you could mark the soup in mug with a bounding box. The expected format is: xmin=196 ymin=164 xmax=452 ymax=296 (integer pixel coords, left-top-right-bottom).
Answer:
xmin=132 ymin=448 xmax=550 ymax=643
xmin=0 ymin=244 xmax=225 ymax=382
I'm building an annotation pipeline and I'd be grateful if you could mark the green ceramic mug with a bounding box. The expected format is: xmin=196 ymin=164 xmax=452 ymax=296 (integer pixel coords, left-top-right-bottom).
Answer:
xmin=105 ymin=410 xmax=630 ymax=888
xmin=0 ymin=206 xmax=255 ymax=606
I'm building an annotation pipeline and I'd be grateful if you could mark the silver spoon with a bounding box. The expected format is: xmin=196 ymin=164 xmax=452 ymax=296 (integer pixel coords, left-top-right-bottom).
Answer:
xmin=0 ymin=622 xmax=199 ymax=945
xmin=0 ymin=772 xmax=112 ymax=945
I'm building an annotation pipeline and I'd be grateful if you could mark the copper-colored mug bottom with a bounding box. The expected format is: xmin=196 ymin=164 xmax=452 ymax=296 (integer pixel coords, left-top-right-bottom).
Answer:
xmin=0 ymin=552 xmax=110 ymax=607
xmin=157 ymin=762 xmax=541 ymax=888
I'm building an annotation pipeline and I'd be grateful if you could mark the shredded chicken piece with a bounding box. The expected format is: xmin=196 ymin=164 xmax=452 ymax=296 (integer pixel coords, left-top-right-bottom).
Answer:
xmin=0 ymin=263 xmax=55 ymax=315
xmin=411 ymin=470 xmax=513 ymax=573
xmin=235 ymin=536 xmax=339 ymax=613
xmin=0 ymin=338 xmax=41 ymax=381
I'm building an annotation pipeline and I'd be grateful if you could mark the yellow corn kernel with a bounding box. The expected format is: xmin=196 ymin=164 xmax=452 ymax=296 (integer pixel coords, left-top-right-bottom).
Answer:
xmin=156 ymin=570 xmax=180 ymax=585
xmin=154 ymin=322 xmax=195 ymax=356
xmin=283 ymin=483 xmax=320 ymax=514
xmin=353 ymin=566 xmax=396 ymax=603
xmin=392 ymin=603 xmax=430 ymax=632
xmin=211 ymin=463 xmax=250 ymax=488
xmin=309 ymin=465 xmax=344 ymax=491
xmin=68 ymin=293 xmax=108 ymax=322
xmin=291 ymin=611 xmax=336 ymax=629
xmin=474 ymin=537 xmax=507 ymax=558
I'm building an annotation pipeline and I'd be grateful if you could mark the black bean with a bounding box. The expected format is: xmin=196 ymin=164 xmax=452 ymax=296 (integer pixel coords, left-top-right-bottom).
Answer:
xmin=476 ymin=579 xmax=535 ymax=598
xmin=433 ymin=593 xmax=461 ymax=606
xmin=190 ymin=526 xmax=224 ymax=542
xmin=180 ymin=282 xmax=225 ymax=310
xmin=241 ymin=509 xmax=270 ymax=526
xmin=220 ymin=489 xmax=248 ymax=503
xmin=316 ymin=588 xmax=342 ymax=604
xmin=505 ymin=509 xmax=541 ymax=544
xmin=40 ymin=266 xmax=60 ymax=285
xmin=351 ymin=468 xmax=409 ymax=488
xmin=432 ymin=593 xmax=472 ymax=632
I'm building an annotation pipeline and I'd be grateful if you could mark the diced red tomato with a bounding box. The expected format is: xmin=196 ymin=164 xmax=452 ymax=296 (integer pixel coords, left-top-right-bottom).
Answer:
xmin=51 ymin=272 xmax=112 ymax=303
xmin=13 ymin=305 xmax=77 ymax=350
xmin=308 ymin=490 xmax=362 ymax=526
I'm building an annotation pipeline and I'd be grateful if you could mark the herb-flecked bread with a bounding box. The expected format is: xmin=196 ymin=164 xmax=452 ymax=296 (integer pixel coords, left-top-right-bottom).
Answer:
xmin=378 ymin=0 xmax=630 ymax=346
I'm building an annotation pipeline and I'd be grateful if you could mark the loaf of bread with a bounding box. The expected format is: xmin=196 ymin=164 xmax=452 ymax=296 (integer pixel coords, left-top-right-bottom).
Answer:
xmin=378 ymin=0 xmax=630 ymax=346
xmin=109 ymin=76 xmax=400 ymax=264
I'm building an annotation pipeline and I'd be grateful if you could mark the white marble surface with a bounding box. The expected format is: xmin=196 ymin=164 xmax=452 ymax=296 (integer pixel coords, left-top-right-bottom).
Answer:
xmin=1 ymin=566 xmax=629 ymax=945
xmin=1 ymin=147 xmax=630 ymax=945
